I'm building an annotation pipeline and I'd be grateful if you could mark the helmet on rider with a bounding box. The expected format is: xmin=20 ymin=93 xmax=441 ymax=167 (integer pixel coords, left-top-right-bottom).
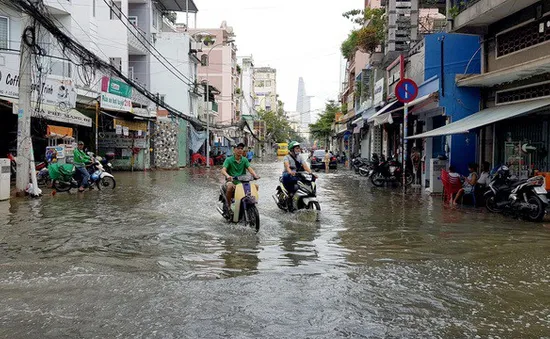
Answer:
xmin=288 ymin=141 xmax=301 ymax=153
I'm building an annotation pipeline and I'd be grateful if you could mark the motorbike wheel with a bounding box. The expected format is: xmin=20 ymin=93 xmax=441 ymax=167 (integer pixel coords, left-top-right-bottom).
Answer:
xmin=525 ymin=195 xmax=545 ymax=222
xmin=485 ymin=192 xmax=504 ymax=213
xmin=404 ymin=171 xmax=414 ymax=186
xmin=245 ymin=205 xmax=260 ymax=233
xmin=307 ymin=201 xmax=321 ymax=211
xmin=97 ymin=176 xmax=116 ymax=190
xmin=371 ymin=172 xmax=385 ymax=187
xmin=358 ymin=168 xmax=370 ymax=177
xmin=52 ymin=180 xmax=71 ymax=192
xmin=276 ymin=192 xmax=288 ymax=211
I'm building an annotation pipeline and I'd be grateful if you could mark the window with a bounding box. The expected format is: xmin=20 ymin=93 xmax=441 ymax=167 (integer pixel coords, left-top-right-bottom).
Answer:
xmin=200 ymin=54 xmax=208 ymax=66
xmin=497 ymin=16 xmax=550 ymax=58
xmin=0 ymin=16 xmax=9 ymax=49
xmin=109 ymin=57 xmax=122 ymax=71
xmin=265 ymin=80 xmax=271 ymax=87
xmin=496 ymin=81 xmax=550 ymax=104
xmin=128 ymin=16 xmax=138 ymax=26
xmin=159 ymin=95 xmax=165 ymax=104
xmin=256 ymin=80 xmax=264 ymax=87
xmin=128 ymin=66 xmax=134 ymax=80
xmin=152 ymin=8 xmax=158 ymax=28
xmin=110 ymin=1 xmax=122 ymax=20
xmin=92 ymin=0 xmax=96 ymax=17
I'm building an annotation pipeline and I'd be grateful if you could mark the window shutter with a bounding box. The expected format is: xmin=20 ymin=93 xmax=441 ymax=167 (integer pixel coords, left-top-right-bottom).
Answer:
xmin=0 ymin=17 xmax=8 ymax=49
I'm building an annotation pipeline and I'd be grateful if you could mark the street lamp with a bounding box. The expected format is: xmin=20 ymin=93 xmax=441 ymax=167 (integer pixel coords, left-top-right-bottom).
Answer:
xmin=204 ymin=39 xmax=235 ymax=168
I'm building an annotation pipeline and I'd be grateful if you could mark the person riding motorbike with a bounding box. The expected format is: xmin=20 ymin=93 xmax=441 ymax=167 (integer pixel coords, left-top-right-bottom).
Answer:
xmin=221 ymin=142 xmax=260 ymax=213
xmin=282 ymin=141 xmax=315 ymax=205
xmin=74 ymin=141 xmax=92 ymax=192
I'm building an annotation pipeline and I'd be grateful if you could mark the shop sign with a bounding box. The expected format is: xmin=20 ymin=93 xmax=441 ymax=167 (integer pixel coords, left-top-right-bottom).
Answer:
xmin=99 ymin=132 xmax=147 ymax=149
xmin=374 ymin=78 xmax=385 ymax=106
xmin=100 ymin=92 xmax=133 ymax=112
xmin=101 ymin=76 xmax=133 ymax=98
xmin=113 ymin=118 xmax=148 ymax=131
xmin=13 ymin=103 xmax=92 ymax=127
xmin=0 ymin=52 xmax=77 ymax=108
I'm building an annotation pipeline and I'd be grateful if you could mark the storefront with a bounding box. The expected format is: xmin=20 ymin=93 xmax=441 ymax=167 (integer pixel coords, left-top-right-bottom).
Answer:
xmin=98 ymin=113 xmax=150 ymax=171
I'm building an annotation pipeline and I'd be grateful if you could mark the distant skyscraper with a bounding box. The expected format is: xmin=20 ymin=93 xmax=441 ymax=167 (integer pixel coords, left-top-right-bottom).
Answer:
xmin=296 ymin=77 xmax=312 ymax=128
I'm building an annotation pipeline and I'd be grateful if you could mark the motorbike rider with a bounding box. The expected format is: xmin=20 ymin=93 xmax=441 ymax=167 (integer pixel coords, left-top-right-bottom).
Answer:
xmin=221 ymin=142 xmax=260 ymax=213
xmin=282 ymin=141 xmax=315 ymax=208
xmin=74 ymin=141 xmax=91 ymax=192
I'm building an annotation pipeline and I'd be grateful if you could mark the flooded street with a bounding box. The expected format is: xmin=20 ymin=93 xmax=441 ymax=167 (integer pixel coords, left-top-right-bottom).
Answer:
xmin=1 ymin=159 xmax=550 ymax=338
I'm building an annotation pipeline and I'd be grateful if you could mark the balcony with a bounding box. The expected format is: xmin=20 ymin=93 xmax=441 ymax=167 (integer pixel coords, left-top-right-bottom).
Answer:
xmin=128 ymin=24 xmax=149 ymax=55
xmin=156 ymin=0 xmax=198 ymax=12
xmin=451 ymin=0 xmax=541 ymax=33
xmin=43 ymin=0 xmax=71 ymax=15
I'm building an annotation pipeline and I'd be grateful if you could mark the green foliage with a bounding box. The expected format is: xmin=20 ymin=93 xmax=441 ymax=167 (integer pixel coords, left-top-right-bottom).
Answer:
xmin=448 ymin=6 xmax=460 ymax=18
xmin=203 ymin=36 xmax=214 ymax=46
xmin=257 ymin=101 xmax=301 ymax=143
xmin=341 ymin=30 xmax=359 ymax=60
xmin=236 ymin=65 xmax=242 ymax=74
xmin=309 ymin=101 xmax=340 ymax=142
xmin=341 ymin=8 xmax=386 ymax=56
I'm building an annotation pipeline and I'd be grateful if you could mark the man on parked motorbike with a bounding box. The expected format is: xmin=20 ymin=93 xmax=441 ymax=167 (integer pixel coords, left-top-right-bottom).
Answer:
xmin=74 ymin=141 xmax=91 ymax=192
xmin=221 ymin=142 xmax=260 ymax=212
xmin=282 ymin=141 xmax=315 ymax=202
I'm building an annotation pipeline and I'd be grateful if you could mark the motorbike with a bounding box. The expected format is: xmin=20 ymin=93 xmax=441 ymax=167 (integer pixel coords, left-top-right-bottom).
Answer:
xmin=358 ymin=154 xmax=380 ymax=177
xmin=273 ymin=172 xmax=321 ymax=215
xmin=484 ymin=166 xmax=548 ymax=222
xmin=370 ymin=156 xmax=413 ymax=187
xmin=49 ymin=158 xmax=116 ymax=192
xmin=351 ymin=156 xmax=369 ymax=174
xmin=217 ymin=175 xmax=260 ymax=232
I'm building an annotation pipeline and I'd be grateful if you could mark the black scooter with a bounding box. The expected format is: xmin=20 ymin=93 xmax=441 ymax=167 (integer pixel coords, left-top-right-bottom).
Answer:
xmin=484 ymin=166 xmax=548 ymax=222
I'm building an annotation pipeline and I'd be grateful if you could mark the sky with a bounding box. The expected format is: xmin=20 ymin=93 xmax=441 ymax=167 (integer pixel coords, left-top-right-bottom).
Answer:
xmin=181 ymin=0 xmax=363 ymax=114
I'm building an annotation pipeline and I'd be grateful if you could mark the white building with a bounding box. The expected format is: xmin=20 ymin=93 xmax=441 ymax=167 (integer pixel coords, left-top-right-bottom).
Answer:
xmin=238 ymin=55 xmax=255 ymax=118
xmin=254 ymin=67 xmax=277 ymax=112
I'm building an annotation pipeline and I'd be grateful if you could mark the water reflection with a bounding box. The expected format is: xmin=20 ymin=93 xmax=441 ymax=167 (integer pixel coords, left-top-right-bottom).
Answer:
xmin=1 ymin=162 xmax=550 ymax=337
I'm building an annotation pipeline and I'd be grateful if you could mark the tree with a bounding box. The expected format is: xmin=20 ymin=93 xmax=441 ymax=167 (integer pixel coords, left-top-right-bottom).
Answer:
xmin=309 ymin=101 xmax=339 ymax=146
xmin=257 ymin=101 xmax=302 ymax=144
xmin=341 ymin=7 xmax=386 ymax=58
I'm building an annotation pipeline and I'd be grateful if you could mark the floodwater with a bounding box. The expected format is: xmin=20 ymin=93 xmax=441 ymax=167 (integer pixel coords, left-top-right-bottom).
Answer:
xmin=1 ymin=159 xmax=550 ymax=338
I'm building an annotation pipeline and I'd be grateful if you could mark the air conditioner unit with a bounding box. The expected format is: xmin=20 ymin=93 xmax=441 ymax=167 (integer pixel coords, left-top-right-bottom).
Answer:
xmin=190 ymin=41 xmax=203 ymax=52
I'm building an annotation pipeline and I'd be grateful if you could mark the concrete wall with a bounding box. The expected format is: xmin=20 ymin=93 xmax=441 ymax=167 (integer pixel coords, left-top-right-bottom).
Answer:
xmin=150 ymin=32 xmax=195 ymax=115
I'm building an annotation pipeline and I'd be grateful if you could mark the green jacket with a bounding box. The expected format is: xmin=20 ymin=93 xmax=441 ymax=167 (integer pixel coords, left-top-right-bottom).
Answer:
xmin=73 ymin=148 xmax=91 ymax=167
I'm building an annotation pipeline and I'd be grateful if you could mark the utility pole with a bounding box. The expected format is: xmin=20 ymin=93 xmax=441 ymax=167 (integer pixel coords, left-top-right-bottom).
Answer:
xmin=16 ymin=13 xmax=34 ymax=195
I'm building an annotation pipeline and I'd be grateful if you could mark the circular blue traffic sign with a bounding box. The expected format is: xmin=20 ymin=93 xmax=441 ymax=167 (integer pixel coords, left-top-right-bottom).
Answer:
xmin=395 ymin=78 xmax=418 ymax=103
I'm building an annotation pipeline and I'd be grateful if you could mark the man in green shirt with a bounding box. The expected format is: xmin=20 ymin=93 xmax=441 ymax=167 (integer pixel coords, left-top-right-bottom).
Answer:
xmin=73 ymin=141 xmax=91 ymax=192
xmin=221 ymin=143 xmax=260 ymax=211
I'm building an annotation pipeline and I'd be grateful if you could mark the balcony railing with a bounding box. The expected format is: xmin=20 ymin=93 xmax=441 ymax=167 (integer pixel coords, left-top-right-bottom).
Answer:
xmin=127 ymin=24 xmax=149 ymax=55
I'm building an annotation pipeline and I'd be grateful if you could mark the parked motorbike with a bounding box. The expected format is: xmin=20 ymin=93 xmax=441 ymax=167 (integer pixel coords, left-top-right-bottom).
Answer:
xmin=217 ymin=175 xmax=260 ymax=232
xmin=484 ymin=166 xmax=548 ymax=222
xmin=7 ymin=153 xmax=17 ymax=180
xmin=273 ymin=172 xmax=321 ymax=215
xmin=351 ymin=157 xmax=369 ymax=174
xmin=370 ymin=156 xmax=413 ymax=187
xmin=358 ymin=154 xmax=380 ymax=177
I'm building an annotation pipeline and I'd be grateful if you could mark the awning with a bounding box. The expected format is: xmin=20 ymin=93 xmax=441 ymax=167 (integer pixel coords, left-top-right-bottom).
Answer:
xmin=367 ymin=100 xmax=401 ymax=123
xmin=156 ymin=0 xmax=198 ymax=12
xmin=408 ymin=92 xmax=436 ymax=107
xmin=47 ymin=125 xmax=73 ymax=139
xmin=351 ymin=117 xmax=363 ymax=125
xmin=373 ymin=112 xmax=394 ymax=126
xmin=32 ymin=105 xmax=92 ymax=127
xmin=353 ymin=119 xmax=365 ymax=133
xmin=456 ymin=55 xmax=550 ymax=88
xmin=407 ymin=98 xmax=550 ymax=139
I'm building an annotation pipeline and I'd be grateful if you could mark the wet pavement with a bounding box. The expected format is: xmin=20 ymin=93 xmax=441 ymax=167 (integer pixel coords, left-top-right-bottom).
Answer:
xmin=1 ymin=158 xmax=550 ymax=338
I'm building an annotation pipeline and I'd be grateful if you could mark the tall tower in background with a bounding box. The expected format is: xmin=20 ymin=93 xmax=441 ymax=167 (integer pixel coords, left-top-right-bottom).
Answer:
xmin=296 ymin=77 xmax=312 ymax=129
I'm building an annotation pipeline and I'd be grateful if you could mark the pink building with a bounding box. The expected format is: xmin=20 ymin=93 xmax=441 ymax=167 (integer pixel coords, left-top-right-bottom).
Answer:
xmin=190 ymin=23 xmax=238 ymax=126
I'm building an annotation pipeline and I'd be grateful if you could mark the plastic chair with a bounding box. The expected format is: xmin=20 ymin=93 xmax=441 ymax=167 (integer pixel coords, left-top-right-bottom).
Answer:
xmin=441 ymin=170 xmax=463 ymax=204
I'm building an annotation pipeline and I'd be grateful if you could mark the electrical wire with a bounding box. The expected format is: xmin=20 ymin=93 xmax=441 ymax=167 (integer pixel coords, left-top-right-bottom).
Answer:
xmin=8 ymin=0 xmax=204 ymax=129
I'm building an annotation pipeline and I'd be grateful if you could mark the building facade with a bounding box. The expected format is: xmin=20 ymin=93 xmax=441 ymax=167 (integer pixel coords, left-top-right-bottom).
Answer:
xmin=254 ymin=67 xmax=278 ymax=112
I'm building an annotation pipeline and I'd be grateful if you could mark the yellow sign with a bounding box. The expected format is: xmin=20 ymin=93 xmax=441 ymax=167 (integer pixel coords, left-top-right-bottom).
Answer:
xmin=113 ymin=119 xmax=147 ymax=131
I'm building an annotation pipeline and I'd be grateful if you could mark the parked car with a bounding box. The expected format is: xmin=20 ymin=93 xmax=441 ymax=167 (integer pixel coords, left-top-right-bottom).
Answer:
xmin=309 ymin=150 xmax=337 ymax=170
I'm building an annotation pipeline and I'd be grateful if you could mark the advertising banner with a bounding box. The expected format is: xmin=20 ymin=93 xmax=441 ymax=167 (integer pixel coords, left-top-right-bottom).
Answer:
xmin=101 ymin=76 xmax=133 ymax=98
xmin=0 ymin=52 xmax=77 ymax=108
xmin=100 ymin=92 xmax=133 ymax=112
